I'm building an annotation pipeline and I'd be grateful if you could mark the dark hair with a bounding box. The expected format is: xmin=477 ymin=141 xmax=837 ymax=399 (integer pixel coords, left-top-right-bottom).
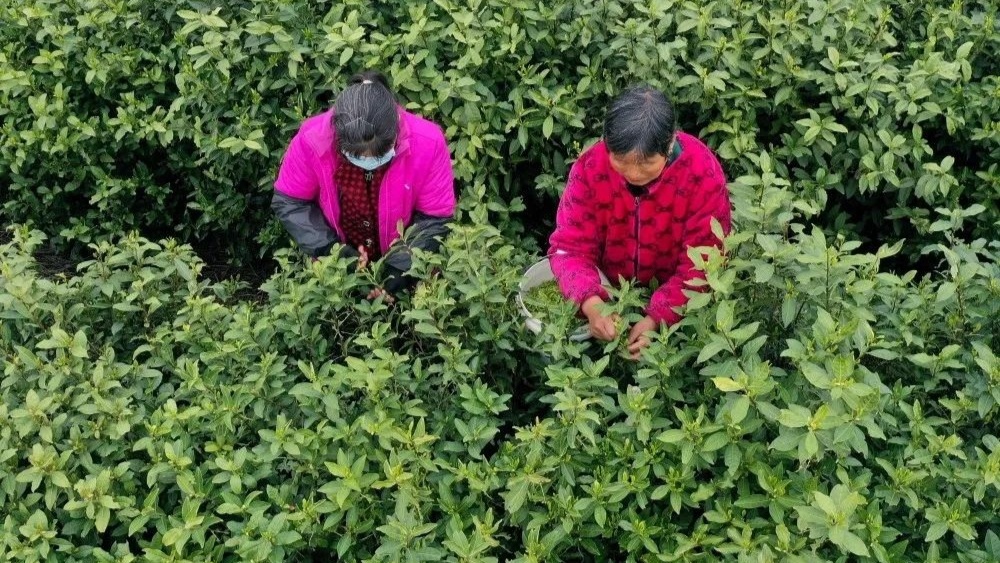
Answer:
xmin=333 ymin=70 xmax=399 ymax=156
xmin=602 ymin=85 xmax=676 ymax=158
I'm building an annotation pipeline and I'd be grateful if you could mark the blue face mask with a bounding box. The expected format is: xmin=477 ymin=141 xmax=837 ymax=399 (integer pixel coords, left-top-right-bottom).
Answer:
xmin=344 ymin=149 xmax=395 ymax=171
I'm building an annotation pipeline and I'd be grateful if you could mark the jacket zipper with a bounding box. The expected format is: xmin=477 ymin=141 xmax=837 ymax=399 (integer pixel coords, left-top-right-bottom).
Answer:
xmin=633 ymin=196 xmax=641 ymax=279
xmin=365 ymin=170 xmax=376 ymax=251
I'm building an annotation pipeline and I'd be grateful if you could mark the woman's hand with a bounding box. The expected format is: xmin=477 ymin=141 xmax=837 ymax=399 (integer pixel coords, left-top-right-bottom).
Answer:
xmin=357 ymin=246 xmax=369 ymax=270
xmin=627 ymin=316 xmax=658 ymax=359
xmin=582 ymin=296 xmax=618 ymax=341
xmin=367 ymin=287 xmax=395 ymax=303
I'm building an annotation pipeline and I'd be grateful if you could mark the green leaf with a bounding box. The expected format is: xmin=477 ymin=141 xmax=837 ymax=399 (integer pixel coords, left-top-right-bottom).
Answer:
xmin=956 ymin=41 xmax=974 ymax=59
xmin=754 ymin=262 xmax=774 ymax=283
xmin=276 ymin=531 xmax=301 ymax=545
xmin=724 ymin=443 xmax=742 ymax=472
xmin=163 ymin=527 xmax=188 ymax=547
xmin=505 ymin=477 xmax=529 ymax=513
xmin=712 ymin=377 xmax=743 ymax=393
xmin=729 ymin=396 xmax=750 ymax=424
xmin=926 ymin=522 xmax=949 ymax=543
xmin=70 ymin=330 xmax=88 ymax=358
xmin=542 ymin=116 xmax=554 ymax=139
xmin=715 ymin=300 xmax=736 ymax=332
xmin=936 ymin=282 xmax=956 ymax=303
xmin=828 ymin=527 xmax=870 ymax=557
xmin=129 ymin=514 xmax=151 ymax=536
xmin=95 ymin=507 xmax=111 ymax=533
xmin=340 ymin=47 xmax=354 ymax=66
xmin=203 ymin=14 xmax=227 ymax=28
xmin=813 ymin=491 xmax=838 ymax=516
xmin=697 ymin=338 xmax=728 ymax=364
xmin=50 ymin=472 xmax=71 ymax=488
xmin=702 ymin=432 xmax=728 ymax=452
xmin=802 ymin=431 xmax=819 ymax=457
xmin=21 ymin=510 xmax=48 ymax=535
xmin=984 ymin=530 xmax=1000 ymax=557
xmin=650 ymin=484 xmax=670 ymax=500
xmin=657 ymin=429 xmax=686 ymax=444
xmin=217 ymin=503 xmax=243 ymax=515
xmin=800 ymin=362 xmax=830 ymax=389
xmin=778 ymin=406 xmax=811 ymax=428
xmin=769 ymin=432 xmax=800 ymax=452
xmin=781 ymin=297 xmax=798 ymax=327
xmin=594 ymin=505 xmax=606 ymax=528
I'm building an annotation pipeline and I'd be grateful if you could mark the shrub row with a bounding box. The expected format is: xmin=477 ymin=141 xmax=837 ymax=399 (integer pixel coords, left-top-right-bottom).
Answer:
xmin=1 ymin=0 xmax=998 ymax=258
xmin=2 ymin=178 xmax=998 ymax=561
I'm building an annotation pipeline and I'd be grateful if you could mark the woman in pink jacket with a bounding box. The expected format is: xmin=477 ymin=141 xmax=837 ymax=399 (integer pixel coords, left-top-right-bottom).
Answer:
xmin=272 ymin=70 xmax=455 ymax=299
xmin=548 ymin=85 xmax=732 ymax=358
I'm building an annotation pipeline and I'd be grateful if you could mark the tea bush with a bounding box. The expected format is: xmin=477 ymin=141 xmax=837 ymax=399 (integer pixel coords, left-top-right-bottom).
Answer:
xmin=3 ymin=175 xmax=999 ymax=561
xmin=2 ymin=0 xmax=1000 ymax=560
xmin=1 ymin=0 xmax=997 ymax=257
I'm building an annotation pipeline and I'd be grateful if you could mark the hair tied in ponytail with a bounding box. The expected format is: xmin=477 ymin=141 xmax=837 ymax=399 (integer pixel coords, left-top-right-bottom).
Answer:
xmin=334 ymin=69 xmax=399 ymax=156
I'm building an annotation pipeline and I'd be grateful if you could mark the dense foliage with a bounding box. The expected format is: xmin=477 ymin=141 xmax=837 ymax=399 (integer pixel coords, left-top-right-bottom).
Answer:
xmin=1 ymin=0 xmax=998 ymax=256
xmin=3 ymin=179 xmax=999 ymax=560
xmin=1 ymin=0 xmax=999 ymax=561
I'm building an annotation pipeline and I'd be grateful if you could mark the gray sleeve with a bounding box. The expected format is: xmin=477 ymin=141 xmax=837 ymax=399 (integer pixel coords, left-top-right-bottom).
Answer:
xmin=382 ymin=212 xmax=452 ymax=293
xmin=271 ymin=191 xmax=342 ymax=258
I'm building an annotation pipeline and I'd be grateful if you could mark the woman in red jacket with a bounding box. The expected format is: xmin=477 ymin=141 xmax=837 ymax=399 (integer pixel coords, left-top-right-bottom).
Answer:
xmin=548 ymin=85 xmax=732 ymax=358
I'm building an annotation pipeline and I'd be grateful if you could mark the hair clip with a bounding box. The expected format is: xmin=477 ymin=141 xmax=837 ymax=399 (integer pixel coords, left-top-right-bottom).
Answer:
xmin=362 ymin=79 xmax=373 ymax=84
